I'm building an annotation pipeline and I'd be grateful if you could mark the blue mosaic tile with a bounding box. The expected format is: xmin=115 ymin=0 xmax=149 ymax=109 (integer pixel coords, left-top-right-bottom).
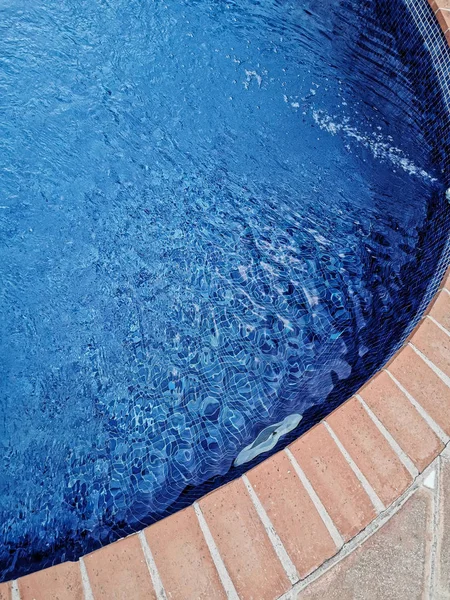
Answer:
xmin=0 ymin=0 xmax=449 ymax=581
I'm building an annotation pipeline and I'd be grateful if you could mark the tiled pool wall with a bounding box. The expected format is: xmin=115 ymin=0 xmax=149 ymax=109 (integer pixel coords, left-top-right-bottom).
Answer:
xmin=373 ymin=0 xmax=450 ymax=340
xmin=149 ymin=0 xmax=450 ymax=523
xmin=0 ymin=0 xmax=450 ymax=600
xmin=401 ymin=0 xmax=450 ymax=316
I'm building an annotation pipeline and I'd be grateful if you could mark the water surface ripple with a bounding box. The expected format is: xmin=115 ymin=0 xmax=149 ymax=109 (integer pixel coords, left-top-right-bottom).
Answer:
xmin=0 ymin=0 xmax=448 ymax=580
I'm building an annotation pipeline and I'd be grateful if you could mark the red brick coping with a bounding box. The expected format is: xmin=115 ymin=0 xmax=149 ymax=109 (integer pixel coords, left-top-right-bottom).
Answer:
xmin=1 ymin=5 xmax=450 ymax=600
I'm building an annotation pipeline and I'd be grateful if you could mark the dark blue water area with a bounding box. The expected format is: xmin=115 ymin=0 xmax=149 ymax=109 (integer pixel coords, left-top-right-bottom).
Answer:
xmin=1 ymin=0 xmax=449 ymax=580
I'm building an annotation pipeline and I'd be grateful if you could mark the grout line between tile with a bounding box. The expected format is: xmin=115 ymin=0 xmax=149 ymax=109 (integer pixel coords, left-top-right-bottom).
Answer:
xmin=385 ymin=370 xmax=450 ymax=444
xmin=323 ymin=421 xmax=385 ymax=514
xmin=284 ymin=448 xmax=344 ymax=550
xmin=242 ymin=475 xmax=299 ymax=585
xmin=193 ymin=503 xmax=240 ymax=600
xmin=409 ymin=342 xmax=450 ymax=388
xmin=356 ymin=394 xmax=419 ymax=478
xmin=138 ymin=532 xmax=168 ymax=600
xmin=79 ymin=558 xmax=94 ymax=600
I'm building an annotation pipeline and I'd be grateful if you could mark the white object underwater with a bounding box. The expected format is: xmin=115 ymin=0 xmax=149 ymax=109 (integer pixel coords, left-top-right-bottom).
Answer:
xmin=233 ymin=413 xmax=303 ymax=467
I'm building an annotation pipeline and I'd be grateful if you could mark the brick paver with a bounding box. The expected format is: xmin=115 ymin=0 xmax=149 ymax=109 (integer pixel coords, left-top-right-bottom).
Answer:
xmin=443 ymin=270 xmax=450 ymax=291
xmin=411 ymin=318 xmax=450 ymax=379
xmin=199 ymin=478 xmax=290 ymax=600
xmin=18 ymin=562 xmax=83 ymax=600
xmin=432 ymin=0 xmax=450 ymax=11
xmin=430 ymin=290 xmax=450 ymax=332
xmin=0 ymin=584 xmax=10 ymax=600
xmin=83 ymin=535 xmax=157 ymax=600
xmin=388 ymin=344 xmax=450 ymax=436
xmin=296 ymin=487 xmax=433 ymax=600
xmin=437 ymin=8 xmax=450 ymax=32
xmin=247 ymin=451 xmax=338 ymax=579
xmin=4 ymin=7 xmax=450 ymax=594
xmin=326 ymin=397 xmax=412 ymax=506
xmin=289 ymin=424 xmax=376 ymax=541
xmin=144 ymin=505 xmax=227 ymax=600
xmin=359 ymin=371 xmax=443 ymax=471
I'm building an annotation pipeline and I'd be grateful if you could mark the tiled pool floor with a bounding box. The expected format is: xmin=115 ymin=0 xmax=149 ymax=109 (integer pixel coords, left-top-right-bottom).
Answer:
xmin=0 ymin=269 xmax=449 ymax=599
xmin=1 ymin=0 xmax=449 ymax=597
xmin=0 ymin=455 xmax=448 ymax=599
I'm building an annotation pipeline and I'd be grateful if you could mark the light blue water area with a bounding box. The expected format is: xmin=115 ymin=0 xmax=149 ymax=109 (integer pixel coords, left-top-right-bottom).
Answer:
xmin=0 ymin=0 xmax=448 ymax=579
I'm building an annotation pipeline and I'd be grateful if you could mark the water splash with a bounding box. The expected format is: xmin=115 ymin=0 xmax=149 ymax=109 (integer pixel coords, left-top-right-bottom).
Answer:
xmin=312 ymin=109 xmax=437 ymax=182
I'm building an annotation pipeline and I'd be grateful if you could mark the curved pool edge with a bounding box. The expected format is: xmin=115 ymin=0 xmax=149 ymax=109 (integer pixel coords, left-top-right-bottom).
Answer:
xmin=1 ymin=267 xmax=448 ymax=600
xmin=1 ymin=2 xmax=450 ymax=599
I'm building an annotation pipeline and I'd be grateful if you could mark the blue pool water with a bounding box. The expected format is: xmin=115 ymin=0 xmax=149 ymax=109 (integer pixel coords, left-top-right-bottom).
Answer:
xmin=1 ymin=0 xmax=449 ymax=580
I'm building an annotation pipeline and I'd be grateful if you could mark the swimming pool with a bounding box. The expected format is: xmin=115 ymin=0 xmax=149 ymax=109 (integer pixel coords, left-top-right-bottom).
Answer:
xmin=1 ymin=0 xmax=449 ymax=581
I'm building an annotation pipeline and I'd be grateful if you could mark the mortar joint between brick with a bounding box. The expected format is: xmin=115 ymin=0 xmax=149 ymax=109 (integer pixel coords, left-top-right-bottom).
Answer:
xmin=138 ymin=531 xmax=168 ymax=600
xmin=277 ymin=449 xmax=450 ymax=600
xmin=408 ymin=342 xmax=450 ymax=389
xmin=384 ymin=369 xmax=450 ymax=445
xmin=79 ymin=558 xmax=94 ymax=600
xmin=193 ymin=502 xmax=240 ymax=600
xmin=427 ymin=314 xmax=450 ymax=337
xmin=242 ymin=475 xmax=299 ymax=585
xmin=10 ymin=581 xmax=20 ymax=600
xmin=284 ymin=448 xmax=344 ymax=550
xmin=323 ymin=421 xmax=385 ymax=514
xmin=356 ymin=394 xmax=419 ymax=478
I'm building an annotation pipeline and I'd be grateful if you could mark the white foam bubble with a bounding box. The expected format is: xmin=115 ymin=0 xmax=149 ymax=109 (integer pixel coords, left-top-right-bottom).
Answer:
xmin=244 ymin=69 xmax=262 ymax=87
xmin=312 ymin=110 xmax=437 ymax=183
